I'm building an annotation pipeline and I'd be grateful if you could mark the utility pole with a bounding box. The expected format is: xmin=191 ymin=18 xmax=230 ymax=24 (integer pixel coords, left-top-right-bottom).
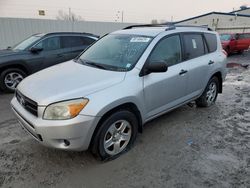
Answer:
xmin=69 ymin=7 xmax=74 ymax=31
xmin=69 ymin=7 xmax=71 ymax=21
xmin=121 ymin=11 xmax=124 ymax=23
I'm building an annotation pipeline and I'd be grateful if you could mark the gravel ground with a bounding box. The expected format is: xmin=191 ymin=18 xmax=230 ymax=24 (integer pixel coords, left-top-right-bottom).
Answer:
xmin=0 ymin=52 xmax=250 ymax=188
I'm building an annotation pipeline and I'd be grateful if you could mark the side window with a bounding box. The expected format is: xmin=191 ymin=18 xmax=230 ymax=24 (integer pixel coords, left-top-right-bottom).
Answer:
xmin=149 ymin=35 xmax=182 ymax=67
xmin=245 ymin=34 xmax=250 ymax=39
xmin=238 ymin=34 xmax=245 ymax=39
xmin=62 ymin=36 xmax=86 ymax=48
xmin=204 ymin=33 xmax=217 ymax=53
xmin=35 ymin=37 xmax=61 ymax=51
xmin=82 ymin=37 xmax=95 ymax=45
xmin=183 ymin=34 xmax=205 ymax=60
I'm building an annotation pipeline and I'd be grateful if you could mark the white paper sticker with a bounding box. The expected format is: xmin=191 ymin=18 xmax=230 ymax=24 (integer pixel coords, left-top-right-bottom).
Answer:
xmin=126 ymin=63 xmax=132 ymax=68
xmin=192 ymin=39 xmax=197 ymax=49
xmin=130 ymin=37 xmax=151 ymax=43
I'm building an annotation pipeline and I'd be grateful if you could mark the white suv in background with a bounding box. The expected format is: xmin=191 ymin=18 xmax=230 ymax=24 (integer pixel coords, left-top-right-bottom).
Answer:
xmin=11 ymin=24 xmax=227 ymax=160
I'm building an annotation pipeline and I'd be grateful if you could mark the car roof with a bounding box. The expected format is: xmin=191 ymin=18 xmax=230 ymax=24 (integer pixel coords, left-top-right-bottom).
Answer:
xmin=112 ymin=24 xmax=215 ymax=37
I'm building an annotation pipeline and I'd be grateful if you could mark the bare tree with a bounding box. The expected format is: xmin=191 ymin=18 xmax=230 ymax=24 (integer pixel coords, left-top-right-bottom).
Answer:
xmin=56 ymin=10 xmax=83 ymax=21
xmin=151 ymin=19 xmax=158 ymax=24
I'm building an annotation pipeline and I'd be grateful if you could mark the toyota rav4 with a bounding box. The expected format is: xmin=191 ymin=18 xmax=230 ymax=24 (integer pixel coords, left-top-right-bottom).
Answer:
xmin=11 ymin=24 xmax=227 ymax=160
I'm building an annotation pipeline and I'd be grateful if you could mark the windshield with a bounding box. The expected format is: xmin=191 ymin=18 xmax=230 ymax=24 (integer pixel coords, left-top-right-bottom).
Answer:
xmin=79 ymin=34 xmax=152 ymax=71
xmin=220 ymin=34 xmax=232 ymax=41
xmin=12 ymin=35 xmax=42 ymax=50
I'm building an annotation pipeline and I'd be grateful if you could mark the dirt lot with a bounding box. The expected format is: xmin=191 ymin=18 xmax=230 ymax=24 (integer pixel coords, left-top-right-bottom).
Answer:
xmin=0 ymin=52 xmax=250 ymax=188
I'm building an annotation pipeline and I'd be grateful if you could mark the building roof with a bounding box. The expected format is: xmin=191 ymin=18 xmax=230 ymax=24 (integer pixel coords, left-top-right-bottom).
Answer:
xmin=176 ymin=11 xmax=250 ymax=24
xmin=230 ymin=7 xmax=250 ymax=13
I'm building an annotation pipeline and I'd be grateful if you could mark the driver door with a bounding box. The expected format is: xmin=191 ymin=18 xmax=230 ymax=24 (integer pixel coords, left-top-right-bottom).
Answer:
xmin=143 ymin=35 xmax=188 ymax=119
xmin=32 ymin=36 xmax=65 ymax=70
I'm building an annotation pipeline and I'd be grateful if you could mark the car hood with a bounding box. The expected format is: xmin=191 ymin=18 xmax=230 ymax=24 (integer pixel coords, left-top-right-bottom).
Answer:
xmin=17 ymin=60 xmax=126 ymax=105
xmin=0 ymin=49 xmax=23 ymax=58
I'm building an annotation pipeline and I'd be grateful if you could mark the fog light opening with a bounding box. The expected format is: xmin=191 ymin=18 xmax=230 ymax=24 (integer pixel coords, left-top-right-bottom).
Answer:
xmin=63 ymin=139 xmax=70 ymax=146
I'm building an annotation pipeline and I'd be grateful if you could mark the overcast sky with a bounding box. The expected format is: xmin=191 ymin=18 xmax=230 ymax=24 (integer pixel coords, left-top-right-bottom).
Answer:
xmin=0 ymin=0 xmax=249 ymax=23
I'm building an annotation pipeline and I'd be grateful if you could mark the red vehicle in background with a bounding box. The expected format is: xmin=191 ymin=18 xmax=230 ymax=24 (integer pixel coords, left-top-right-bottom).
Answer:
xmin=220 ymin=33 xmax=250 ymax=55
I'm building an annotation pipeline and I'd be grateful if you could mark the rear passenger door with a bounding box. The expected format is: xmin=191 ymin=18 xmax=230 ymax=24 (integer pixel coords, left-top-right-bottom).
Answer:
xmin=182 ymin=33 xmax=210 ymax=98
xmin=61 ymin=35 xmax=95 ymax=61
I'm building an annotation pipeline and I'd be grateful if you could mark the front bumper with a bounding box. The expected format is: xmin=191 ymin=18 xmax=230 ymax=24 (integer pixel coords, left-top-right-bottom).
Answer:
xmin=11 ymin=97 xmax=100 ymax=151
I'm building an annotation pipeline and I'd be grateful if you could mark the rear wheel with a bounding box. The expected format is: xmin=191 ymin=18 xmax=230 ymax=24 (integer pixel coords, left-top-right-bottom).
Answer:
xmin=91 ymin=110 xmax=138 ymax=161
xmin=0 ymin=68 xmax=26 ymax=93
xmin=226 ymin=46 xmax=231 ymax=56
xmin=196 ymin=77 xmax=219 ymax=107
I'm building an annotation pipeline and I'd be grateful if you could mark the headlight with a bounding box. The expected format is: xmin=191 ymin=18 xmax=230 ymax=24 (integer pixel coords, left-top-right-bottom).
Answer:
xmin=43 ymin=98 xmax=89 ymax=120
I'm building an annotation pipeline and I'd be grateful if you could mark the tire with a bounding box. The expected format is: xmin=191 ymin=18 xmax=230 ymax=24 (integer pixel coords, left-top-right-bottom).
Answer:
xmin=196 ymin=77 xmax=219 ymax=107
xmin=0 ymin=68 xmax=26 ymax=93
xmin=91 ymin=110 xmax=138 ymax=161
xmin=237 ymin=50 xmax=244 ymax=54
xmin=226 ymin=47 xmax=231 ymax=56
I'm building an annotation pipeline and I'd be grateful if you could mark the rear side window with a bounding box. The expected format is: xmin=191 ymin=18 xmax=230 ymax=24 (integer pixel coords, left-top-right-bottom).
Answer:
xmin=82 ymin=37 xmax=95 ymax=45
xmin=204 ymin=33 xmax=217 ymax=53
xmin=62 ymin=36 xmax=94 ymax=48
xmin=183 ymin=34 xmax=205 ymax=60
xmin=238 ymin=33 xmax=250 ymax=39
xmin=245 ymin=34 xmax=250 ymax=39
xmin=62 ymin=36 xmax=82 ymax=48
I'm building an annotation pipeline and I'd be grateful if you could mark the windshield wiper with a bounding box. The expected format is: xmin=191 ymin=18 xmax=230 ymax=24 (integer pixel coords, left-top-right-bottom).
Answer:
xmin=77 ymin=59 xmax=108 ymax=70
xmin=85 ymin=61 xmax=108 ymax=70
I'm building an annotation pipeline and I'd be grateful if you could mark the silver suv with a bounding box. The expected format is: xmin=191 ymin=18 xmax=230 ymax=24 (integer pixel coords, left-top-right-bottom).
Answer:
xmin=11 ymin=25 xmax=227 ymax=160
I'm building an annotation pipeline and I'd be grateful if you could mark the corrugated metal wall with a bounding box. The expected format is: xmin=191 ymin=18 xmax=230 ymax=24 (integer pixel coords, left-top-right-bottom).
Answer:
xmin=216 ymin=26 xmax=250 ymax=33
xmin=0 ymin=18 xmax=135 ymax=49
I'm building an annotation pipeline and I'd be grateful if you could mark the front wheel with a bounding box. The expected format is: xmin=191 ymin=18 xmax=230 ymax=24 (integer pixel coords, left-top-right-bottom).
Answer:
xmin=0 ymin=68 xmax=26 ymax=93
xmin=91 ymin=110 xmax=138 ymax=161
xmin=196 ymin=77 xmax=219 ymax=107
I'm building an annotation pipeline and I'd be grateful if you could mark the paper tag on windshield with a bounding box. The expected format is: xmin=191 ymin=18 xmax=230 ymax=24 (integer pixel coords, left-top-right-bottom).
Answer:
xmin=130 ymin=37 xmax=151 ymax=43
xmin=192 ymin=39 xmax=197 ymax=49
xmin=126 ymin=64 xmax=132 ymax=68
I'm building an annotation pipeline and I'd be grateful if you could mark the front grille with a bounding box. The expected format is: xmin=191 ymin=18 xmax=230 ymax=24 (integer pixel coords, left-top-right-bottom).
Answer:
xmin=16 ymin=90 xmax=38 ymax=117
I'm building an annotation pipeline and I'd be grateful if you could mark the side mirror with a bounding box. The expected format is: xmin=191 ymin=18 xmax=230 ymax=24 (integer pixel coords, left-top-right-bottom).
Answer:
xmin=30 ymin=47 xmax=43 ymax=53
xmin=140 ymin=61 xmax=168 ymax=76
xmin=235 ymin=34 xmax=239 ymax=40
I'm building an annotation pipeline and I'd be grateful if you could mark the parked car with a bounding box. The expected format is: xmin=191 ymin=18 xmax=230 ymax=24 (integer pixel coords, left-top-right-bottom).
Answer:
xmin=0 ymin=32 xmax=98 ymax=92
xmin=220 ymin=33 xmax=250 ymax=55
xmin=11 ymin=25 xmax=227 ymax=160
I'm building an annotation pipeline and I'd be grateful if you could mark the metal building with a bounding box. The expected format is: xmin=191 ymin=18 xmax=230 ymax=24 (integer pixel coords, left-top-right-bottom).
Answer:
xmin=176 ymin=8 xmax=250 ymax=33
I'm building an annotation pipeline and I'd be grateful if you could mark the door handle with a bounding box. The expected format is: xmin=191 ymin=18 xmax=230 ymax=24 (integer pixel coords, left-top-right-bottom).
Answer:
xmin=179 ymin=69 xmax=188 ymax=75
xmin=208 ymin=60 xmax=215 ymax=65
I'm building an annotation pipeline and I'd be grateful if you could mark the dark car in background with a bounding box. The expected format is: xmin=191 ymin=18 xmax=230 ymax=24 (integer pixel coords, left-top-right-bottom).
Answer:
xmin=220 ymin=33 xmax=250 ymax=55
xmin=0 ymin=32 xmax=99 ymax=92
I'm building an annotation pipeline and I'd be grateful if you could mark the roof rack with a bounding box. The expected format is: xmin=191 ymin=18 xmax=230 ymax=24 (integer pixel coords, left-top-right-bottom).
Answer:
xmin=123 ymin=24 xmax=176 ymax=31
xmin=45 ymin=32 xmax=99 ymax=37
xmin=123 ymin=24 xmax=212 ymax=31
xmin=175 ymin=25 xmax=213 ymax=31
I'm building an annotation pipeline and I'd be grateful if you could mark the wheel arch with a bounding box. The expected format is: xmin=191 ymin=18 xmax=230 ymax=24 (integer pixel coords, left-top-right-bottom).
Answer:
xmin=89 ymin=102 xmax=143 ymax=150
xmin=211 ymin=71 xmax=223 ymax=93
xmin=0 ymin=62 xmax=29 ymax=75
